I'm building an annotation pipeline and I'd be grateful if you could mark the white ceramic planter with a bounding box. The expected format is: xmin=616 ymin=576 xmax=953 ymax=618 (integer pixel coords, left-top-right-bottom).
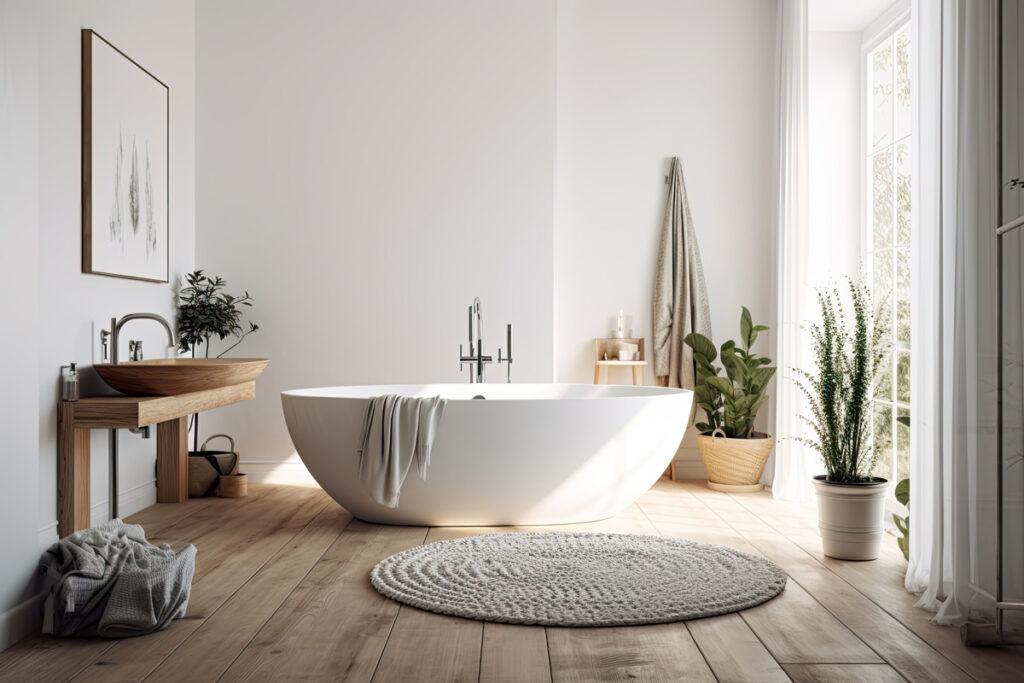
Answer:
xmin=812 ymin=475 xmax=889 ymax=560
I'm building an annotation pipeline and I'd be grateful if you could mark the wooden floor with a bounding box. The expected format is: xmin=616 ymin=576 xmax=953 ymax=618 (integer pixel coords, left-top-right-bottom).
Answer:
xmin=2 ymin=480 xmax=1022 ymax=682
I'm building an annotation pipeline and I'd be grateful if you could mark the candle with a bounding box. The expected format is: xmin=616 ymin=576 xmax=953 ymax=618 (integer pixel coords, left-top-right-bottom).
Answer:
xmin=617 ymin=309 xmax=624 ymax=333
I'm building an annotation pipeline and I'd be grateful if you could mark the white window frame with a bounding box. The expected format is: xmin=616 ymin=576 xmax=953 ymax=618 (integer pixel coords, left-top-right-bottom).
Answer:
xmin=861 ymin=1 xmax=912 ymax=505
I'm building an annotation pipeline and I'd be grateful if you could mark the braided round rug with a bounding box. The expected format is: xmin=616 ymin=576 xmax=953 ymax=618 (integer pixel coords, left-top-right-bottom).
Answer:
xmin=370 ymin=532 xmax=787 ymax=626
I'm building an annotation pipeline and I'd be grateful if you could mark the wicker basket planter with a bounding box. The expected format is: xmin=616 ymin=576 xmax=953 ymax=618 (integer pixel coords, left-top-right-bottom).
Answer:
xmin=697 ymin=431 xmax=774 ymax=492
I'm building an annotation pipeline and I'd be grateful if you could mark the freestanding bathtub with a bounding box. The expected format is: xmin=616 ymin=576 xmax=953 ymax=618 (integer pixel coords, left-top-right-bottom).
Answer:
xmin=281 ymin=383 xmax=692 ymax=526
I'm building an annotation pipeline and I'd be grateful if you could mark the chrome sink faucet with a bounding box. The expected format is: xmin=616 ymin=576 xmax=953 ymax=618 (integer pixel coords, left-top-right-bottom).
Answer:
xmin=110 ymin=313 xmax=175 ymax=363
xmin=102 ymin=313 xmax=176 ymax=522
xmin=458 ymin=298 xmax=513 ymax=383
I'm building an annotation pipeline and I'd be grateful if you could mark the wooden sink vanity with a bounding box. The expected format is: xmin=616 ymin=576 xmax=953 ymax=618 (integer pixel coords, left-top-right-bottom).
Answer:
xmin=57 ymin=381 xmax=256 ymax=537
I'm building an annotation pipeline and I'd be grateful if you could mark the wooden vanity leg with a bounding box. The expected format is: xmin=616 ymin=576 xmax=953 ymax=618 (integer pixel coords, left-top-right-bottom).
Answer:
xmin=57 ymin=402 xmax=91 ymax=537
xmin=156 ymin=417 xmax=189 ymax=503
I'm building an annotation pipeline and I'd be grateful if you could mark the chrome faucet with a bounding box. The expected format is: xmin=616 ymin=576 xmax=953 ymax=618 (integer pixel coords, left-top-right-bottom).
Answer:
xmin=111 ymin=313 xmax=175 ymax=363
xmin=458 ymin=298 xmax=513 ymax=383
xmin=103 ymin=313 xmax=176 ymax=521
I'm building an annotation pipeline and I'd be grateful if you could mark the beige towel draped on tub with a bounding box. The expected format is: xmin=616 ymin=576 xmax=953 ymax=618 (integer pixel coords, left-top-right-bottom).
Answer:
xmin=358 ymin=395 xmax=447 ymax=508
xmin=653 ymin=156 xmax=712 ymax=390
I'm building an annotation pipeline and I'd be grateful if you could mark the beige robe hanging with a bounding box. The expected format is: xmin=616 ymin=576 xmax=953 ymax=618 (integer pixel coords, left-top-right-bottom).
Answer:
xmin=653 ymin=157 xmax=713 ymax=390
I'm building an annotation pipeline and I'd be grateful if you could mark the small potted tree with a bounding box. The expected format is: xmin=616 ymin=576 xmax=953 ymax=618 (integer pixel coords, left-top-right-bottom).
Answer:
xmin=684 ymin=308 xmax=776 ymax=492
xmin=176 ymin=271 xmax=260 ymax=496
xmin=795 ymin=279 xmax=889 ymax=561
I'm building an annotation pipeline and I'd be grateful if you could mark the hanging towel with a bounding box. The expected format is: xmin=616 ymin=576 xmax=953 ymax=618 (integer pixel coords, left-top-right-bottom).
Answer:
xmin=653 ymin=156 xmax=713 ymax=390
xmin=358 ymin=394 xmax=447 ymax=507
xmin=40 ymin=519 xmax=196 ymax=638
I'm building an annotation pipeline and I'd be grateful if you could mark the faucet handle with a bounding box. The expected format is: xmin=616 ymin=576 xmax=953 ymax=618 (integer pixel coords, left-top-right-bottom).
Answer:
xmin=127 ymin=340 xmax=144 ymax=362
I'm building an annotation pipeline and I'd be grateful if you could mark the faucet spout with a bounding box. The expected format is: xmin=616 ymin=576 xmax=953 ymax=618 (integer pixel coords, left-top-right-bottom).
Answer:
xmin=112 ymin=313 xmax=175 ymax=363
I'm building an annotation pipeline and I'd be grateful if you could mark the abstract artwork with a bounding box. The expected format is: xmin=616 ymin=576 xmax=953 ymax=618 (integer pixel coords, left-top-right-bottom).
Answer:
xmin=82 ymin=29 xmax=168 ymax=282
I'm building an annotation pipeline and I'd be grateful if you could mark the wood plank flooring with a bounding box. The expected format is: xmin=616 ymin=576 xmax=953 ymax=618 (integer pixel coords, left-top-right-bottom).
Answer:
xmin=2 ymin=480 xmax=1022 ymax=682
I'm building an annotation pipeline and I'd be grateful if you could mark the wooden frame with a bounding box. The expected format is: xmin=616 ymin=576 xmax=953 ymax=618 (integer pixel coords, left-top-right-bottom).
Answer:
xmin=82 ymin=28 xmax=170 ymax=283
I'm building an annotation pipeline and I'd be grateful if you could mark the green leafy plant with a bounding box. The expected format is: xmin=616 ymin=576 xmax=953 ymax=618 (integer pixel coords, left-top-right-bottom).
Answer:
xmin=683 ymin=307 xmax=776 ymax=439
xmin=794 ymin=279 xmax=889 ymax=482
xmin=176 ymin=270 xmax=259 ymax=358
xmin=893 ymin=476 xmax=910 ymax=560
xmin=176 ymin=270 xmax=260 ymax=452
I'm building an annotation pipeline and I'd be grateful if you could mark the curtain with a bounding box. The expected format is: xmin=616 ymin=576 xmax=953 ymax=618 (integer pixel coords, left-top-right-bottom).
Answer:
xmin=908 ymin=0 xmax=1002 ymax=626
xmin=771 ymin=0 xmax=813 ymax=500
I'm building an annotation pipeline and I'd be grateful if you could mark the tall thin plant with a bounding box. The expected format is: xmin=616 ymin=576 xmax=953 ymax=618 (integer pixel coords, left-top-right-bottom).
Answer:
xmin=794 ymin=279 xmax=889 ymax=483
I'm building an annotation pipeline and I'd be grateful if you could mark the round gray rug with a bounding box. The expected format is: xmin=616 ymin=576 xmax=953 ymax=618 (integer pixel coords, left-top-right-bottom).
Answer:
xmin=370 ymin=532 xmax=787 ymax=626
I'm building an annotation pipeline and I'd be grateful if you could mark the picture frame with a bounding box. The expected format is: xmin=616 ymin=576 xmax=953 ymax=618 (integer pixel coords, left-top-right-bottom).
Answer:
xmin=82 ymin=29 xmax=169 ymax=283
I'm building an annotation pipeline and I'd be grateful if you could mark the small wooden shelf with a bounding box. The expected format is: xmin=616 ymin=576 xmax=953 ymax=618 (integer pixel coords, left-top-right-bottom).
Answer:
xmin=593 ymin=338 xmax=646 ymax=385
xmin=71 ymin=382 xmax=255 ymax=429
xmin=58 ymin=381 xmax=257 ymax=538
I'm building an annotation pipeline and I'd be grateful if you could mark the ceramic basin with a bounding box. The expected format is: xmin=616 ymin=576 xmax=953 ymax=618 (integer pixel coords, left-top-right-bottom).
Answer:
xmin=94 ymin=358 xmax=269 ymax=396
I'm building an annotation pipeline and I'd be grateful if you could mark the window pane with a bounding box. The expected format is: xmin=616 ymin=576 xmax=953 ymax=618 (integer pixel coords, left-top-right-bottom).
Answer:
xmin=871 ymin=40 xmax=894 ymax=149
xmin=873 ymin=404 xmax=894 ymax=480
xmin=873 ymin=149 xmax=894 ymax=249
xmin=897 ymin=351 xmax=911 ymax=404
xmin=873 ymin=247 xmax=893 ymax=321
xmin=897 ymin=407 xmax=910 ymax=482
xmin=875 ymin=349 xmax=893 ymax=401
xmin=896 ymin=28 xmax=912 ymax=139
xmin=897 ymin=246 xmax=911 ymax=346
xmin=896 ymin=142 xmax=911 ymax=245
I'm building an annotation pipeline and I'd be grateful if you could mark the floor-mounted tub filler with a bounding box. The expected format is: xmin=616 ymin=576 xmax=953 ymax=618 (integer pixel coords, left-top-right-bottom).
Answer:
xmin=282 ymin=383 xmax=692 ymax=526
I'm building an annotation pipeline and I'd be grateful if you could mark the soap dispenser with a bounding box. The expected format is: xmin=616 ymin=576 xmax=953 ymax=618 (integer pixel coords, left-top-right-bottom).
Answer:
xmin=61 ymin=363 xmax=79 ymax=402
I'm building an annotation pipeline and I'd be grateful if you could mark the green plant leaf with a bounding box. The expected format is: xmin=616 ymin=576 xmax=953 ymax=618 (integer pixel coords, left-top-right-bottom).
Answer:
xmin=740 ymin=307 xmax=753 ymax=348
xmin=894 ymin=478 xmax=910 ymax=507
xmin=684 ymin=333 xmax=717 ymax=363
xmin=706 ymin=376 xmax=734 ymax=397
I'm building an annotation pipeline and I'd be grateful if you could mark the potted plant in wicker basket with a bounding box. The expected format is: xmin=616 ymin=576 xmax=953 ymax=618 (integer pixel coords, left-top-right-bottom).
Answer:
xmin=795 ymin=279 xmax=889 ymax=560
xmin=684 ymin=307 xmax=776 ymax=492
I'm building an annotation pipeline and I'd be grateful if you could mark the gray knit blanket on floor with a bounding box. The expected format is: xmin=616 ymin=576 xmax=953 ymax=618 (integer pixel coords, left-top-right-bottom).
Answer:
xmin=40 ymin=519 xmax=196 ymax=638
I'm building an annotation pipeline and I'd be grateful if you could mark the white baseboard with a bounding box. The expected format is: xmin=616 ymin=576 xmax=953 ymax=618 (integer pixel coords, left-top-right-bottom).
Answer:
xmin=241 ymin=460 xmax=316 ymax=485
xmin=0 ymin=593 xmax=43 ymax=653
xmin=90 ymin=478 xmax=157 ymax=526
xmin=672 ymin=458 xmax=708 ymax=480
xmin=37 ymin=522 xmax=58 ymax=552
xmin=34 ymin=479 xmax=158 ymax=560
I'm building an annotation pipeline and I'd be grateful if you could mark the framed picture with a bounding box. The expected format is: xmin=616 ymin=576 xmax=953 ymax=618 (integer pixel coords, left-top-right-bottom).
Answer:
xmin=82 ymin=29 xmax=169 ymax=282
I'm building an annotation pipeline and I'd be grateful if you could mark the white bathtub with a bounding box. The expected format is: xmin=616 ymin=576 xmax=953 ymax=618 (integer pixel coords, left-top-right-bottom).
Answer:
xmin=281 ymin=383 xmax=692 ymax=526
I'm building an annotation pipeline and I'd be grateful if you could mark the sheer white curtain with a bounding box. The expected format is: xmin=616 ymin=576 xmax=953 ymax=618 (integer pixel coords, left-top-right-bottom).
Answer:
xmin=907 ymin=0 xmax=1001 ymax=625
xmin=771 ymin=0 xmax=813 ymax=501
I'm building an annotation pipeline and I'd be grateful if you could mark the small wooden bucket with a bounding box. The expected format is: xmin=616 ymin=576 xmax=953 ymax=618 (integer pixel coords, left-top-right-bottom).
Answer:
xmin=217 ymin=473 xmax=248 ymax=498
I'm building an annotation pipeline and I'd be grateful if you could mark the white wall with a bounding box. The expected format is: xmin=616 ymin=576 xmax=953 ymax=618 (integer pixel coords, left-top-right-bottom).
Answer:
xmin=808 ymin=31 xmax=862 ymax=283
xmin=0 ymin=0 xmax=42 ymax=649
xmin=554 ymin=0 xmax=779 ymax=477
xmin=195 ymin=0 xmax=557 ymax=468
xmin=0 ymin=0 xmax=195 ymax=650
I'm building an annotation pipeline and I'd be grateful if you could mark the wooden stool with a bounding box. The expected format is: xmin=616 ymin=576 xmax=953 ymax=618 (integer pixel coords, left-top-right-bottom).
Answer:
xmin=592 ymin=338 xmax=675 ymax=481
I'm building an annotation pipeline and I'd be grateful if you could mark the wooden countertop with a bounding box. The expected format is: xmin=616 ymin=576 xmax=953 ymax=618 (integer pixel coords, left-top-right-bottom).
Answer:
xmin=69 ymin=381 xmax=256 ymax=429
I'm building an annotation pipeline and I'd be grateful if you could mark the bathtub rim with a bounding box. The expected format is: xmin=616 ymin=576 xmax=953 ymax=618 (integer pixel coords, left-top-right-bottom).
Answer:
xmin=281 ymin=382 xmax=691 ymax=403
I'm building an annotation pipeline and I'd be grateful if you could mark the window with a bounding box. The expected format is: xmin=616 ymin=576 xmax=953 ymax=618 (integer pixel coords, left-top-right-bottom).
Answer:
xmin=865 ymin=23 xmax=912 ymax=489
